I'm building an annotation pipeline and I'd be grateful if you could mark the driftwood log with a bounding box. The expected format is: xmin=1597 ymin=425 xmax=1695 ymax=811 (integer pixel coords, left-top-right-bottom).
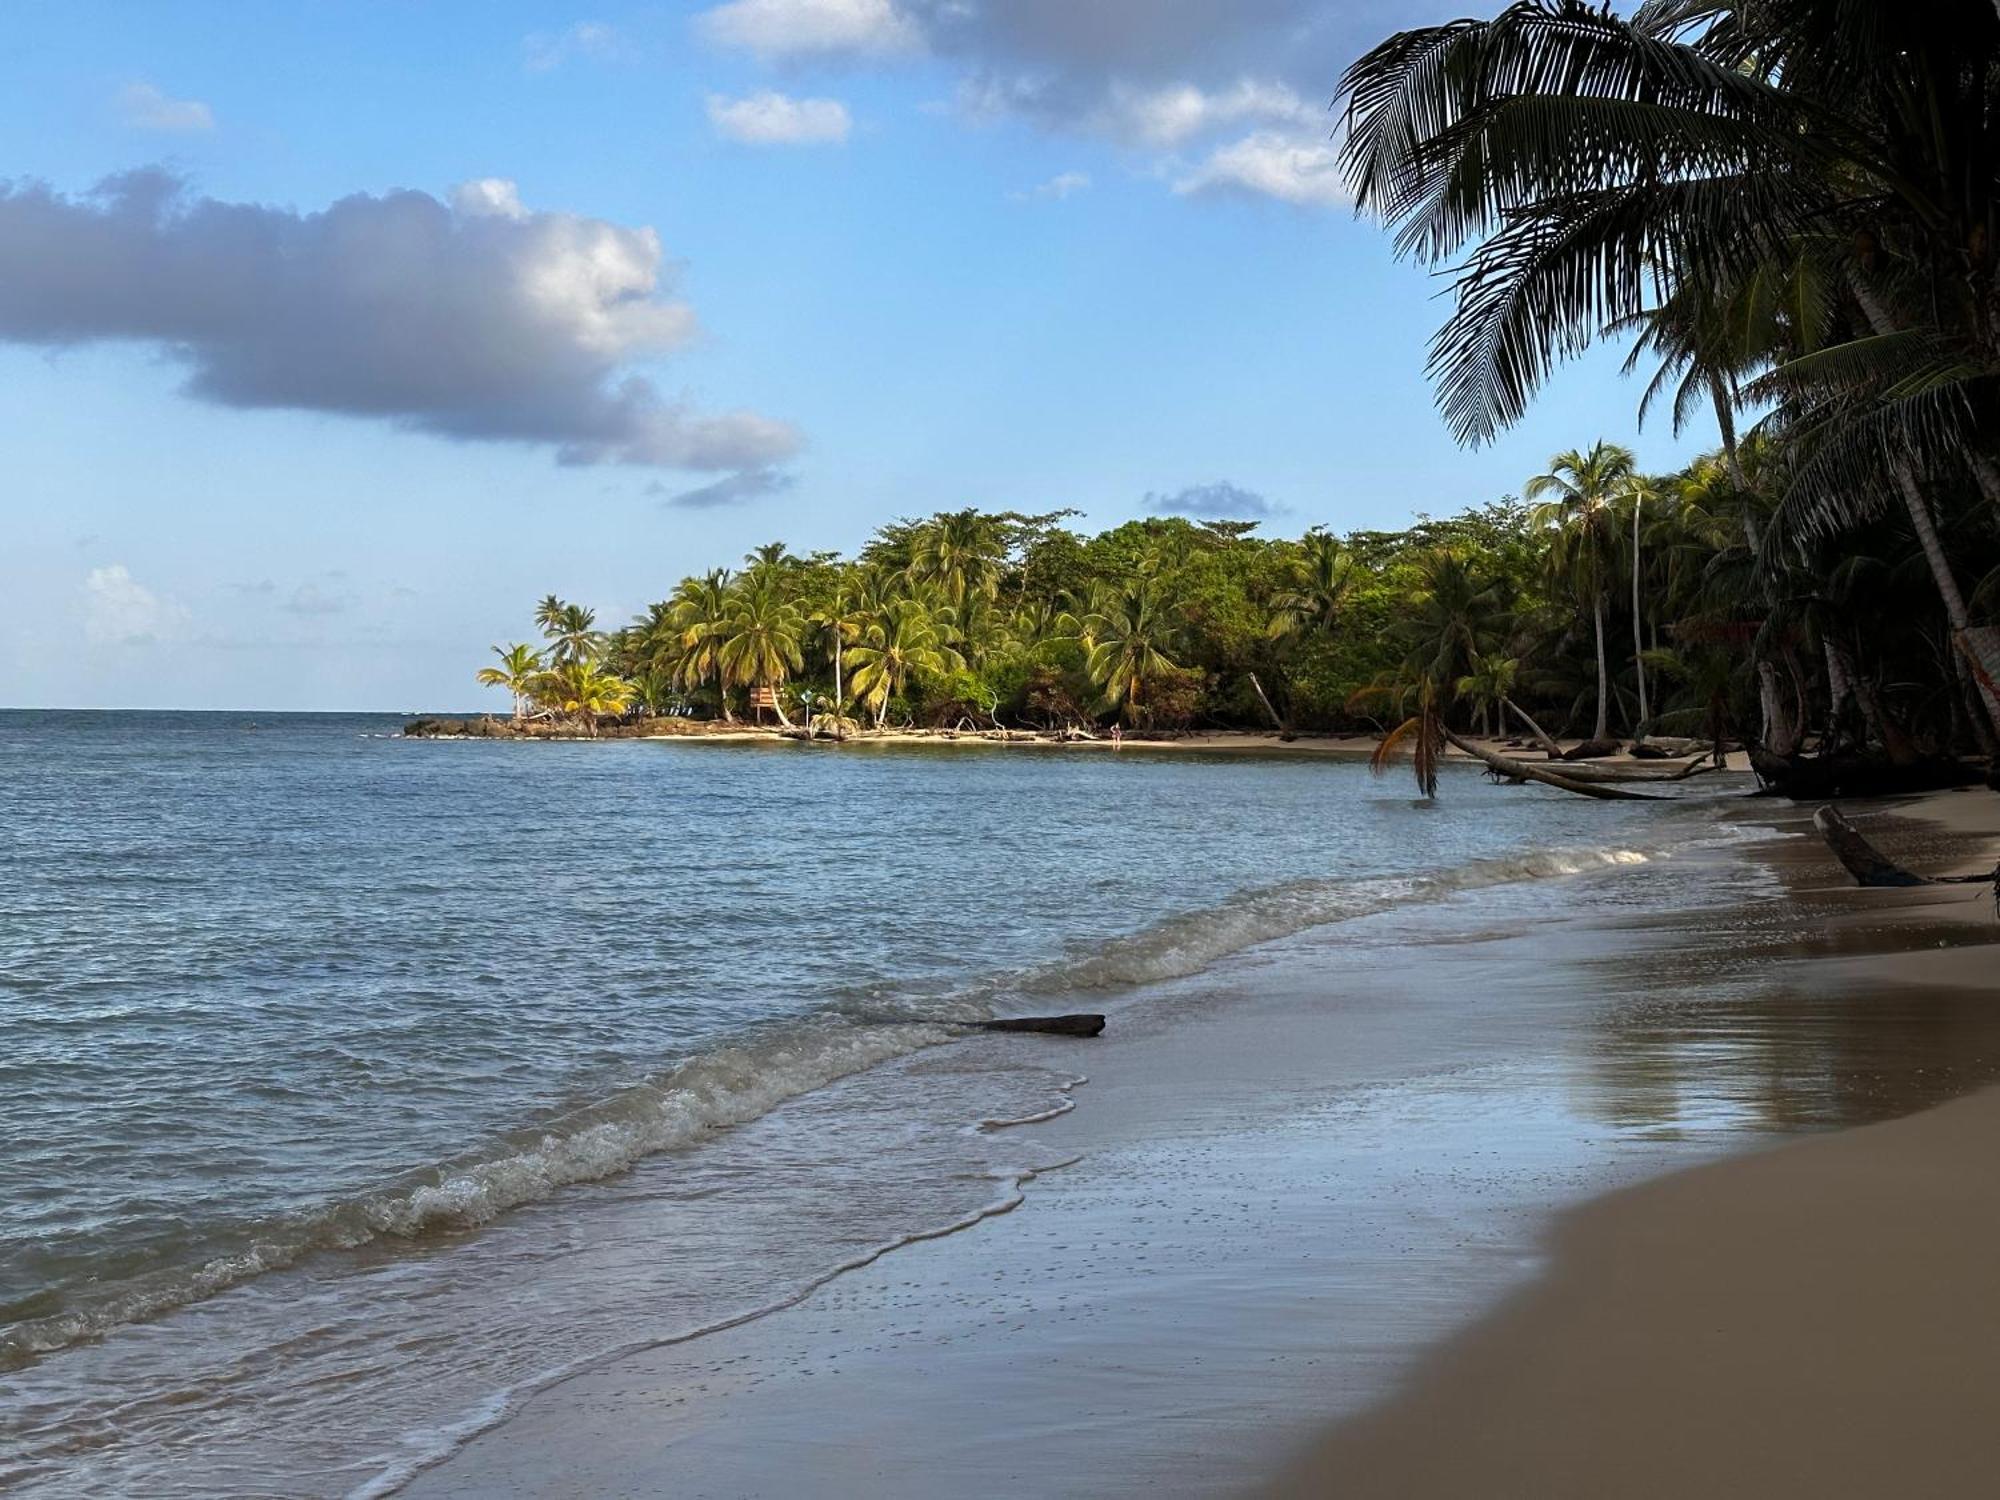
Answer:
xmin=1560 ymin=737 xmax=1624 ymax=762
xmin=1813 ymin=806 xmax=1999 ymax=897
xmin=1526 ymin=757 xmax=1720 ymax=786
xmin=974 ymin=1014 xmax=1106 ymax=1037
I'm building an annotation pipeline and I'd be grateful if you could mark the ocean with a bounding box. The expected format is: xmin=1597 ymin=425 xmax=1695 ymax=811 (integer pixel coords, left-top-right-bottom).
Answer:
xmin=0 ymin=711 xmax=1743 ymax=1495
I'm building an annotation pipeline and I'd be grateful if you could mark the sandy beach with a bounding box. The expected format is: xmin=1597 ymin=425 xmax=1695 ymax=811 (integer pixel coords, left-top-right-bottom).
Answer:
xmin=399 ymin=785 xmax=2000 ymax=1499
xmin=1262 ymin=785 xmax=2000 ymax=1499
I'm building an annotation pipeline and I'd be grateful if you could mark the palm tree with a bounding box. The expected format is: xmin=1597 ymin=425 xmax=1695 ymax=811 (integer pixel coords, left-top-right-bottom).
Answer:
xmin=533 ymin=594 xmax=566 ymax=639
xmin=809 ymin=578 xmax=865 ymax=739
xmin=1527 ymin=443 xmax=1636 ymax=741
xmin=718 ymin=572 xmax=805 ymax=728
xmin=909 ymin=509 xmax=1005 ymax=607
xmin=1077 ymin=580 xmax=1182 ymax=722
xmin=1618 ymin=474 xmax=1665 ymax=728
xmin=1401 ymin=548 xmax=1508 ymax=693
xmin=475 ymin=643 xmax=543 ymax=722
xmin=669 ymin=569 xmax=737 ymax=722
xmin=1268 ymin=530 xmax=1359 ymax=642
xmin=543 ymin=603 xmax=599 ymax=667
xmin=538 ymin=659 xmax=632 ymax=736
xmin=847 ymin=597 xmax=963 ymax=727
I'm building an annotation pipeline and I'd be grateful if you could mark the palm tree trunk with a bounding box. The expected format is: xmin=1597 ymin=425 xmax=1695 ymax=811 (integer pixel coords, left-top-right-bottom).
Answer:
xmin=1630 ymin=494 xmax=1648 ymax=729
xmin=1500 ymin=695 xmax=1563 ymax=756
xmin=832 ymin=633 xmax=844 ymax=740
xmin=1592 ymin=593 xmax=1611 ymax=741
xmin=1891 ymin=457 xmax=2000 ymax=737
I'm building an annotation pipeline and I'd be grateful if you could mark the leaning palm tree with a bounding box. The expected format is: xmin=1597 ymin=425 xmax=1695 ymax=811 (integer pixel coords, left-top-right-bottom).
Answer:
xmin=475 ymin=642 xmax=543 ymax=722
xmin=1527 ymin=443 xmax=1636 ymax=741
xmin=1268 ymin=530 xmax=1359 ymax=642
xmin=846 ymin=597 xmax=963 ymax=728
xmin=718 ymin=572 xmax=806 ymax=728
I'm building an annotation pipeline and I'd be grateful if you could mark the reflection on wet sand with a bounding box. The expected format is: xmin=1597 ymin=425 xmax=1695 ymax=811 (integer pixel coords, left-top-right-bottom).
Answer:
xmin=1568 ymin=808 xmax=2000 ymax=1136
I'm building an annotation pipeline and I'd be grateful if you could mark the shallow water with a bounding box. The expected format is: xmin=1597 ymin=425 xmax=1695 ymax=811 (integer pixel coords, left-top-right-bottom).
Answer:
xmin=0 ymin=711 xmax=1745 ymax=1494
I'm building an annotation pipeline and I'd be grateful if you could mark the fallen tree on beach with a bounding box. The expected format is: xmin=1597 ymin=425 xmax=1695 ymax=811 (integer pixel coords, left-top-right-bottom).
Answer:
xmin=1813 ymin=806 xmax=2000 ymax=896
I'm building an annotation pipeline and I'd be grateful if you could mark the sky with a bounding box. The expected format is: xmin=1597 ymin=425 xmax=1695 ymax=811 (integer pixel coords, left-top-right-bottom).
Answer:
xmin=0 ymin=0 xmax=1712 ymax=712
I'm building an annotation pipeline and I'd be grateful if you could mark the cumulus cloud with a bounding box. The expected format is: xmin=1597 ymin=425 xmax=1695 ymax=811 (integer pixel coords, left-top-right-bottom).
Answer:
xmin=523 ymin=21 xmax=631 ymax=72
xmin=119 ymin=82 xmax=214 ymax=133
xmin=1013 ymin=170 xmax=1090 ymax=202
xmin=1145 ymin=481 xmax=1286 ymax=520
xmin=83 ymin=565 xmax=190 ymax=644
xmin=0 ymin=169 xmax=800 ymax=473
xmin=707 ymin=91 xmax=852 ymax=145
xmin=1089 ymin=79 xmax=1318 ymax=149
xmin=699 ymin=0 xmax=921 ymax=59
xmin=1174 ymin=130 xmax=1347 ymax=207
xmin=654 ymin=467 xmax=797 ymax=508
xmin=697 ymin=0 xmax=1382 ymax=208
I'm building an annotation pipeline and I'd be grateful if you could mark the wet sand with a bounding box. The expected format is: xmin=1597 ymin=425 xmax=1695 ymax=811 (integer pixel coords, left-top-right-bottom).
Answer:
xmin=403 ymin=789 xmax=2000 ymax=1499
xmin=1265 ymin=787 xmax=2000 ymax=1499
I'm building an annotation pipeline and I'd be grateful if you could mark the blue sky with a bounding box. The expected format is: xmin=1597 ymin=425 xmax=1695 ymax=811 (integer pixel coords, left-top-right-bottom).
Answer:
xmin=0 ymin=1 xmax=1710 ymax=711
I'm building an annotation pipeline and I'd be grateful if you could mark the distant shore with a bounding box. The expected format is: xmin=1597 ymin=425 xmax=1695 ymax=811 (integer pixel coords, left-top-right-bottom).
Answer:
xmin=400 ymin=716 xmax=1759 ymax=770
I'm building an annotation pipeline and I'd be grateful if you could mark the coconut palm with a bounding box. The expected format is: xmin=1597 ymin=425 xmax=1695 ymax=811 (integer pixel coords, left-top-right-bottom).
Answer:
xmin=1527 ymin=443 xmax=1636 ymax=741
xmin=718 ymin=572 xmax=805 ymax=728
xmin=475 ymin=643 xmax=543 ymax=722
xmin=1076 ymin=579 xmax=1182 ymax=721
xmin=909 ymin=509 xmax=1005 ymax=607
xmin=538 ymin=659 xmax=632 ymax=736
xmin=847 ymin=597 xmax=963 ymax=728
xmin=669 ymin=569 xmax=737 ymax=722
xmin=1268 ymin=530 xmax=1359 ymax=642
xmin=543 ymin=603 xmax=599 ymax=667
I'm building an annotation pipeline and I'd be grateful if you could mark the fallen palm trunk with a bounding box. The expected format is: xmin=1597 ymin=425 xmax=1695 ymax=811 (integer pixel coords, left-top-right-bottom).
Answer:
xmin=1440 ymin=728 xmax=1662 ymax=800
xmin=1813 ymin=806 xmax=1999 ymax=892
xmin=1528 ymin=757 xmax=1719 ymax=785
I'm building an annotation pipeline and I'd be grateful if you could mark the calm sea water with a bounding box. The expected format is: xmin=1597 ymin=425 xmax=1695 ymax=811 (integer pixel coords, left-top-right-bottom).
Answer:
xmin=0 ymin=712 xmax=1738 ymax=1495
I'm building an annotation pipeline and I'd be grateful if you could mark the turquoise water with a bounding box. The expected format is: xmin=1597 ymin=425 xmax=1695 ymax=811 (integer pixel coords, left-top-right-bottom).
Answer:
xmin=0 ymin=712 xmax=1732 ymax=1494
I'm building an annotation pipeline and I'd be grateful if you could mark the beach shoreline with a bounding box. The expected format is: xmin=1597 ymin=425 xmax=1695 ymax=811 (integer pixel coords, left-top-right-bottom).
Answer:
xmin=1261 ymin=785 xmax=2000 ymax=1499
xmin=398 ymin=786 xmax=2000 ymax=1500
xmin=399 ymin=716 xmax=1764 ymax=770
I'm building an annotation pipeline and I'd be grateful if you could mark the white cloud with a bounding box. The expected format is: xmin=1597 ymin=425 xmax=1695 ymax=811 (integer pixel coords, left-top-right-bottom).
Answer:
xmin=83 ymin=565 xmax=190 ymax=645
xmin=451 ymin=178 xmax=529 ymax=220
xmin=1174 ymin=130 xmax=1348 ymax=207
xmin=707 ymin=91 xmax=853 ymax=146
xmin=698 ymin=0 xmax=922 ymax=59
xmin=0 ymin=170 xmax=801 ymax=474
xmin=118 ymin=83 xmax=214 ymax=133
xmin=1094 ymin=79 xmax=1318 ymax=149
xmin=1013 ymin=170 xmax=1091 ymax=202
xmin=523 ymin=21 xmax=631 ymax=72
